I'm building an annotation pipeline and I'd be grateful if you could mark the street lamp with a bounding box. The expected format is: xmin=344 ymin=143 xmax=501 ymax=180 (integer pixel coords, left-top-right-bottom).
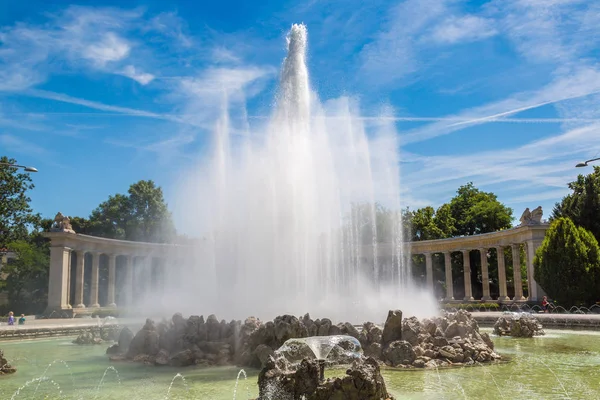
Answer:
xmin=0 ymin=162 xmax=38 ymax=172
xmin=576 ymin=157 xmax=600 ymax=168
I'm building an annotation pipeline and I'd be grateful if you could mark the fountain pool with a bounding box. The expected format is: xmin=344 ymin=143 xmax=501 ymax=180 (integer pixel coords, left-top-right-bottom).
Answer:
xmin=1 ymin=329 xmax=599 ymax=399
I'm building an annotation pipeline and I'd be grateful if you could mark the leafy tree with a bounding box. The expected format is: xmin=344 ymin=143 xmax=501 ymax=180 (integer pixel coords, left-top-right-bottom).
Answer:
xmin=552 ymin=166 xmax=600 ymax=241
xmin=86 ymin=180 xmax=176 ymax=243
xmin=410 ymin=206 xmax=445 ymax=241
xmin=449 ymin=183 xmax=513 ymax=236
xmin=534 ymin=217 xmax=600 ymax=306
xmin=0 ymin=156 xmax=41 ymax=247
xmin=0 ymin=240 xmax=50 ymax=314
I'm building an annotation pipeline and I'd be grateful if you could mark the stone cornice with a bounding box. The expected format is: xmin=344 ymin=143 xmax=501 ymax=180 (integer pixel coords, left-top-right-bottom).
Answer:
xmin=382 ymin=223 xmax=550 ymax=255
xmin=42 ymin=232 xmax=184 ymax=257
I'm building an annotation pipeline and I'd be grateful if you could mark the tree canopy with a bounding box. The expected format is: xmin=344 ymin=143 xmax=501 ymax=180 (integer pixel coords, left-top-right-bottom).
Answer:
xmin=448 ymin=183 xmax=513 ymax=236
xmin=75 ymin=180 xmax=176 ymax=243
xmin=0 ymin=157 xmax=41 ymax=248
xmin=552 ymin=166 xmax=600 ymax=241
xmin=534 ymin=217 xmax=600 ymax=306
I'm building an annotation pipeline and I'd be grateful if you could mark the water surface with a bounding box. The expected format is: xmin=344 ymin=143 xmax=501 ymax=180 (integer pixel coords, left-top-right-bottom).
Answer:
xmin=1 ymin=329 xmax=599 ymax=399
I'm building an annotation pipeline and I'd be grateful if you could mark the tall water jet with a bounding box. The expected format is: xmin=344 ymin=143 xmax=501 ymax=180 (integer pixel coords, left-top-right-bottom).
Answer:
xmin=168 ymin=23 xmax=436 ymax=322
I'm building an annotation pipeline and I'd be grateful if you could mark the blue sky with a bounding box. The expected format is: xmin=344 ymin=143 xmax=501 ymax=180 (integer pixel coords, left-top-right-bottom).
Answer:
xmin=2 ymin=0 xmax=599 ymax=233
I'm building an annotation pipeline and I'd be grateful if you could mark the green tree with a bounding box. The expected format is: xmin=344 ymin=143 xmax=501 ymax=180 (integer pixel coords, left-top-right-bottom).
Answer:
xmin=534 ymin=217 xmax=600 ymax=306
xmin=410 ymin=206 xmax=444 ymax=241
xmin=87 ymin=180 xmax=176 ymax=243
xmin=0 ymin=156 xmax=41 ymax=247
xmin=0 ymin=240 xmax=50 ymax=314
xmin=552 ymin=166 xmax=600 ymax=241
xmin=449 ymin=183 xmax=513 ymax=236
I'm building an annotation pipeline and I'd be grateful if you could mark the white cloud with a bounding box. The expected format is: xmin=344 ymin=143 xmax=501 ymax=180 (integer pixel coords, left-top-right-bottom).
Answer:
xmin=120 ymin=65 xmax=155 ymax=85
xmin=358 ymin=0 xmax=448 ymax=86
xmin=401 ymin=67 xmax=600 ymax=144
xmin=83 ymin=32 xmax=131 ymax=66
xmin=0 ymin=6 xmax=151 ymax=88
xmin=428 ymin=15 xmax=498 ymax=44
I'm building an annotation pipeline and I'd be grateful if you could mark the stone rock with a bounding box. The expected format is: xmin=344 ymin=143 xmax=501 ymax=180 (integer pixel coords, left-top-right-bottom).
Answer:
xmin=118 ymin=327 xmax=134 ymax=350
xmin=381 ymin=310 xmax=403 ymax=348
xmin=127 ymin=319 xmax=160 ymax=358
xmin=383 ymin=340 xmax=415 ymax=366
xmin=364 ymin=342 xmax=382 ymax=359
xmin=257 ymin=355 xmax=395 ymax=400
xmin=254 ymin=344 xmax=274 ymax=367
xmin=401 ymin=317 xmax=421 ymax=346
xmin=73 ymin=330 xmax=103 ymax=345
xmin=0 ymin=349 xmax=16 ymax=375
xmin=493 ymin=315 xmax=544 ymax=338
xmin=155 ymin=349 xmax=170 ymax=366
xmin=170 ymin=349 xmax=195 ymax=367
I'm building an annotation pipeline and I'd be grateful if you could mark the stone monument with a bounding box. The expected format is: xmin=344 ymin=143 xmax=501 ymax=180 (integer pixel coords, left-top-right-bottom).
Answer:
xmin=50 ymin=212 xmax=76 ymax=234
xmin=519 ymin=206 xmax=543 ymax=226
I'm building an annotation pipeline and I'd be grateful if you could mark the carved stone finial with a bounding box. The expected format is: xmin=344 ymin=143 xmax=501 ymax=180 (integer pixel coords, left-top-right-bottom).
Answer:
xmin=50 ymin=212 xmax=76 ymax=234
xmin=519 ymin=206 xmax=543 ymax=226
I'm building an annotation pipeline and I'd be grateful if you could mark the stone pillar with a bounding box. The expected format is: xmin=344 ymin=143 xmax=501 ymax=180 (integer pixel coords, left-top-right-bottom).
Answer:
xmin=496 ymin=246 xmax=510 ymax=301
xmin=525 ymin=240 xmax=543 ymax=301
xmin=479 ymin=248 xmax=491 ymax=301
xmin=89 ymin=252 xmax=100 ymax=308
xmin=124 ymin=255 xmax=134 ymax=306
xmin=444 ymin=251 xmax=454 ymax=301
xmin=424 ymin=252 xmax=434 ymax=291
xmin=107 ymin=254 xmax=117 ymax=307
xmin=45 ymin=246 xmax=72 ymax=313
xmin=462 ymin=250 xmax=474 ymax=301
xmin=512 ymin=244 xmax=525 ymax=300
xmin=74 ymin=250 xmax=86 ymax=308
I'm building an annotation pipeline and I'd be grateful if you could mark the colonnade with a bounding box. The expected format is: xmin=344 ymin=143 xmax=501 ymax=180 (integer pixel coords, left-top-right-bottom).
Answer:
xmin=416 ymin=239 xmax=543 ymax=302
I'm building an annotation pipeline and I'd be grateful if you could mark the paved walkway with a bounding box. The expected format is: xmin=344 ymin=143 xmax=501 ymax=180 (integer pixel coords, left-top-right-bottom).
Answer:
xmin=0 ymin=317 xmax=119 ymax=331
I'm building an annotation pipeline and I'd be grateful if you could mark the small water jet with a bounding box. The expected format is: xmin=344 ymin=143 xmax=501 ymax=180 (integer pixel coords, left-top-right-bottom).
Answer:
xmin=165 ymin=373 xmax=189 ymax=399
xmin=11 ymin=377 xmax=62 ymax=400
xmin=95 ymin=366 xmax=121 ymax=397
xmin=233 ymin=369 xmax=249 ymax=400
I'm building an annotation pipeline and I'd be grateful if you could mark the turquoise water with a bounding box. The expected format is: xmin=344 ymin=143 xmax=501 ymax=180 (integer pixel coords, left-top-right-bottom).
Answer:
xmin=1 ymin=329 xmax=599 ymax=399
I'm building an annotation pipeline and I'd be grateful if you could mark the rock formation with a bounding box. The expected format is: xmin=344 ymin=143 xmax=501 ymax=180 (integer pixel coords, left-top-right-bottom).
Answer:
xmin=493 ymin=314 xmax=545 ymax=337
xmin=106 ymin=327 xmax=134 ymax=355
xmin=0 ymin=349 xmax=16 ymax=375
xmin=370 ymin=310 xmax=501 ymax=368
xmin=114 ymin=309 xmax=500 ymax=369
xmin=73 ymin=325 xmax=120 ymax=345
xmin=257 ymin=355 xmax=394 ymax=400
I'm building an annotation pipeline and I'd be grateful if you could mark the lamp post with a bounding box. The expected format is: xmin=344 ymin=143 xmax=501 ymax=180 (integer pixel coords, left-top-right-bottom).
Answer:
xmin=0 ymin=162 xmax=38 ymax=172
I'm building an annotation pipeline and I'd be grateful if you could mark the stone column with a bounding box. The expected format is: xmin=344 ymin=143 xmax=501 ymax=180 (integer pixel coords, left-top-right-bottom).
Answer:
xmin=424 ymin=252 xmax=434 ymax=291
xmin=89 ymin=252 xmax=100 ymax=308
xmin=525 ymin=240 xmax=543 ymax=301
xmin=479 ymin=248 xmax=491 ymax=301
xmin=124 ymin=255 xmax=134 ymax=306
xmin=107 ymin=254 xmax=117 ymax=307
xmin=496 ymin=246 xmax=510 ymax=301
xmin=45 ymin=246 xmax=72 ymax=313
xmin=74 ymin=250 xmax=86 ymax=308
xmin=512 ymin=244 xmax=525 ymax=300
xmin=462 ymin=250 xmax=474 ymax=301
xmin=444 ymin=251 xmax=454 ymax=301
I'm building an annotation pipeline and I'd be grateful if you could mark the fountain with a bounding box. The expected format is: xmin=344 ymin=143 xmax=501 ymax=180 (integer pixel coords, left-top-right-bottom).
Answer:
xmin=2 ymin=22 xmax=600 ymax=400
xmin=276 ymin=335 xmax=362 ymax=381
xmin=169 ymin=23 xmax=437 ymax=322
